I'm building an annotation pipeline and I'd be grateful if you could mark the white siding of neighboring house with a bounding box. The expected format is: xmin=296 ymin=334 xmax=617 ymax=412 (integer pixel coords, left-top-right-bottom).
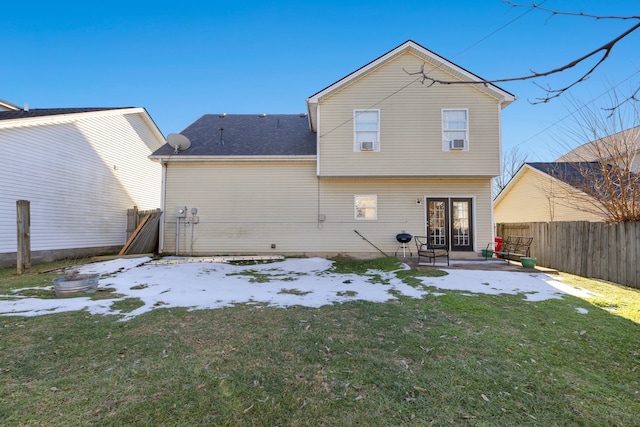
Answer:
xmin=0 ymin=110 xmax=163 ymax=257
xmin=161 ymin=160 xmax=494 ymax=257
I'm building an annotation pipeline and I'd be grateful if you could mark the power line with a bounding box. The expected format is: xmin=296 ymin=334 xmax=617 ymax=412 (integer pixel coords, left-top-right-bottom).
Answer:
xmin=513 ymin=68 xmax=640 ymax=149
xmin=319 ymin=77 xmax=422 ymax=138
xmin=319 ymin=6 xmax=534 ymax=138
xmin=452 ymin=0 xmax=547 ymax=59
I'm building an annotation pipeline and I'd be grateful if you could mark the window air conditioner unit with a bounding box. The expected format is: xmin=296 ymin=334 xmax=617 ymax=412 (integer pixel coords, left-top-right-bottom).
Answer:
xmin=450 ymin=139 xmax=465 ymax=150
xmin=360 ymin=141 xmax=375 ymax=151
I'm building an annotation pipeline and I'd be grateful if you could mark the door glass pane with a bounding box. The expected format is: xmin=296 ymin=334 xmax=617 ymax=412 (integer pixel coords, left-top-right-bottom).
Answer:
xmin=452 ymin=200 xmax=469 ymax=246
xmin=428 ymin=201 xmax=446 ymax=246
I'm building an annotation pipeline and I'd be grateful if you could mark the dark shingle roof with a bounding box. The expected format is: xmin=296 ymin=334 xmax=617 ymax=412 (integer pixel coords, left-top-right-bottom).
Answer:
xmin=0 ymin=107 xmax=127 ymax=121
xmin=152 ymin=114 xmax=316 ymax=157
xmin=527 ymin=162 xmax=603 ymax=186
xmin=527 ymin=161 xmax=638 ymax=199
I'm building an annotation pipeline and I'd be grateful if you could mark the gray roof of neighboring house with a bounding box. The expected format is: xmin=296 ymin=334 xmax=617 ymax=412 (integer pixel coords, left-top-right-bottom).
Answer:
xmin=527 ymin=162 xmax=603 ymax=186
xmin=526 ymin=161 xmax=637 ymax=199
xmin=152 ymin=114 xmax=316 ymax=157
xmin=0 ymin=107 xmax=127 ymax=121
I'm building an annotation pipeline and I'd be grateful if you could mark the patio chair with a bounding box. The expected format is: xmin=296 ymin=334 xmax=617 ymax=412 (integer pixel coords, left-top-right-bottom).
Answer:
xmin=414 ymin=235 xmax=449 ymax=266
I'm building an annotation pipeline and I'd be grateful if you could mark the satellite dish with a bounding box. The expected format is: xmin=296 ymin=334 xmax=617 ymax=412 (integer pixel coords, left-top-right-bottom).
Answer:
xmin=167 ymin=133 xmax=191 ymax=154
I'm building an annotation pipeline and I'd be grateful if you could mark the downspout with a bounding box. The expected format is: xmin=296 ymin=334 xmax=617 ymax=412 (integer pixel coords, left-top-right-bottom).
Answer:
xmin=316 ymin=103 xmax=322 ymax=228
xmin=492 ymin=99 xmax=505 ymax=243
xmin=316 ymin=103 xmax=321 ymax=177
xmin=158 ymin=160 xmax=167 ymax=254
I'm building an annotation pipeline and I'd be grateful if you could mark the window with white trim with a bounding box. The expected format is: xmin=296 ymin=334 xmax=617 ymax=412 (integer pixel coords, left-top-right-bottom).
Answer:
xmin=354 ymin=195 xmax=377 ymax=220
xmin=442 ymin=109 xmax=468 ymax=151
xmin=354 ymin=109 xmax=380 ymax=152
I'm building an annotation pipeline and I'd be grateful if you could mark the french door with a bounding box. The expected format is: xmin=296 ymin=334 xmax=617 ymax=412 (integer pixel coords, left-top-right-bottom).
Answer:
xmin=426 ymin=198 xmax=473 ymax=251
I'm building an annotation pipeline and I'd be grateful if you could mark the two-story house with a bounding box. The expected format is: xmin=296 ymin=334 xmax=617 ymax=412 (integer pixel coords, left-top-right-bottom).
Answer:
xmin=150 ymin=40 xmax=515 ymax=258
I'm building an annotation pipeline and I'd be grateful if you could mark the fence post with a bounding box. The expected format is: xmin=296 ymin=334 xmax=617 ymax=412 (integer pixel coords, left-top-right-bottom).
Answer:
xmin=16 ymin=200 xmax=31 ymax=275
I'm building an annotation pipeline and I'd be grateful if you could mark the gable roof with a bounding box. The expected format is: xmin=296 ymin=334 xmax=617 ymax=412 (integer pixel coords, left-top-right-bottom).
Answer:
xmin=527 ymin=162 xmax=604 ymax=186
xmin=0 ymin=107 xmax=126 ymax=121
xmin=0 ymin=99 xmax=20 ymax=111
xmin=556 ymin=126 xmax=640 ymax=168
xmin=496 ymin=161 xmax=621 ymax=205
xmin=150 ymin=114 xmax=316 ymax=159
xmin=0 ymin=107 xmax=166 ymax=147
xmin=306 ymin=40 xmax=516 ymax=131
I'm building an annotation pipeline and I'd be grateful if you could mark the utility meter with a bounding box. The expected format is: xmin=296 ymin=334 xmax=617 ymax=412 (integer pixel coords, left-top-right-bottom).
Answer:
xmin=176 ymin=206 xmax=187 ymax=218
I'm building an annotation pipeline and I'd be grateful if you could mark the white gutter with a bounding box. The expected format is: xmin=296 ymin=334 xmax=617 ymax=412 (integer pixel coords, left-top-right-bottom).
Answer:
xmin=149 ymin=155 xmax=317 ymax=163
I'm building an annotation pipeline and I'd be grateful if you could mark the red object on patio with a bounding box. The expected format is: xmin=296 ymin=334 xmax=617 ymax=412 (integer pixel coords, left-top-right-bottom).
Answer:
xmin=494 ymin=236 xmax=503 ymax=258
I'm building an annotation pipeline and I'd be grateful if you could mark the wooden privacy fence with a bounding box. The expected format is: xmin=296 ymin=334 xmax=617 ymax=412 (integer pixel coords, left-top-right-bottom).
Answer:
xmin=496 ymin=221 xmax=640 ymax=289
xmin=121 ymin=207 xmax=162 ymax=255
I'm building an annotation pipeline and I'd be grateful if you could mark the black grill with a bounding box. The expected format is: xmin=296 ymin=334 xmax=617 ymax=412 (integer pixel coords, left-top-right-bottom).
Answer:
xmin=396 ymin=233 xmax=412 ymax=243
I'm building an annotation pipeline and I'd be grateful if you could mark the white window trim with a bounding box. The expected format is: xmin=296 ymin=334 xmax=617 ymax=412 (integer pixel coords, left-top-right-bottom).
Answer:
xmin=441 ymin=108 xmax=469 ymax=151
xmin=354 ymin=194 xmax=378 ymax=220
xmin=354 ymin=109 xmax=380 ymax=152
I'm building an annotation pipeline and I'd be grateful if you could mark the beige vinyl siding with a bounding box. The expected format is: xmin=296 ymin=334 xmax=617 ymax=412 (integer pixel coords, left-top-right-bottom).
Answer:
xmin=558 ymin=127 xmax=640 ymax=173
xmin=317 ymin=51 xmax=502 ymax=177
xmin=494 ymin=168 xmax=603 ymax=223
xmin=162 ymin=160 xmax=493 ymax=256
xmin=163 ymin=161 xmax=320 ymax=254
xmin=316 ymin=176 xmax=494 ymax=255
xmin=0 ymin=112 xmax=162 ymax=253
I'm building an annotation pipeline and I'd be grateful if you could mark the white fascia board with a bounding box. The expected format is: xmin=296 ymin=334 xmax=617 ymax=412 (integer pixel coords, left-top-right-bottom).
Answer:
xmin=149 ymin=155 xmax=317 ymax=163
xmin=0 ymin=107 xmax=139 ymax=129
xmin=0 ymin=99 xmax=20 ymax=111
xmin=0 ymin=107 xmax=166 ymax=147
xmin=306 ymin=99 xmax=318 ymax=132
xmin=126 ymin=108 xmax=167 ymax=147
xmin=493 ymin=163 xmax=532 ymax=205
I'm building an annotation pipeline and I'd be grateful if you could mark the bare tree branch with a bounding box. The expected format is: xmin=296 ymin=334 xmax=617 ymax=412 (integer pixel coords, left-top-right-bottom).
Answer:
xmin=405 ymin=2 xmax=640 ymax=107
xmin=553 ymin=89 xmax=640 ymax=222
xmin=604 ymin=85 xmax=640 ymax=116
xmin=503 ymin=1 xmax=640 ymax=21
xmin=493 ymin=146 xmax=527 ymax=198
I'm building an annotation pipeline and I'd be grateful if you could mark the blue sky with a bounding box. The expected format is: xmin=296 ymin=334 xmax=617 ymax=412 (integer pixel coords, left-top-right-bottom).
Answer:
xmin=3 ymin=0 xmax=638 ymax=161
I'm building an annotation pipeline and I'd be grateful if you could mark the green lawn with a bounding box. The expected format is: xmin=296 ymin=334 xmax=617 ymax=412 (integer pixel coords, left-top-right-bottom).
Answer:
xmin=1 ymin=258 xmax=639 ymax=426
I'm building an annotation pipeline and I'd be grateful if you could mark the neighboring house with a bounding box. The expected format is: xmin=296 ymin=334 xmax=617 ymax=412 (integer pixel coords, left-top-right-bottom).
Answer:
xmin=494 ymin=162 xmax=605 ymax=223
xmin=558 ymin=126 xmax=640 ymax=172
xmin=0 ymin=104 xmax=165 ymax=267
xmin=0 ymin=99 xmax=20 ymax=112
xmin=150 ymin=40 xmax=515 ymax=258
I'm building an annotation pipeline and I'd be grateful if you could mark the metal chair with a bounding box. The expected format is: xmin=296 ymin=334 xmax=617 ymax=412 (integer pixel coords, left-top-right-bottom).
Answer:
xmin=414 ymin=235 xmax=449 ymax=266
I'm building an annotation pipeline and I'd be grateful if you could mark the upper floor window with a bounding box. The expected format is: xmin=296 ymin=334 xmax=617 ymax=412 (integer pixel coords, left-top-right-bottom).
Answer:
xmin=354 ymin=195 xmax=377 ymax=220
xmin=354 ymin=109 xmax=380 ymax=152
xmin=442 ymin=109 xmax=468 ymax=151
